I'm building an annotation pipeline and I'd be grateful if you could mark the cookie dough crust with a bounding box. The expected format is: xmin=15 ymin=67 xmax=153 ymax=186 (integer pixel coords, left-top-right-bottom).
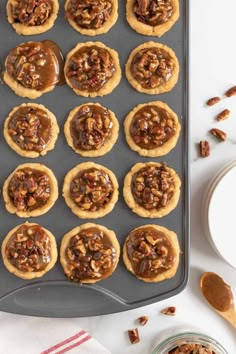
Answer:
xmin=125 ymin=41 xmax=179 ymax=95
xmin=3 ymin=163 xmax=59 ymax=218
xmin=4 ymin=103 xmax=59 ymax=158
xmin=1 ymin=222 xmax=58 ymax=280
xmin=126 ymin=0 xmax=179 ymax=37
xmin=64 ymin=41 xmax=121 ymax=97
xmin=60 ymin=223 xmax=120 ymax=284
xmin=6 ymin=0 xmax=59 ymax=36
xmin=65 ymin=0 xmax=118 ymax=36
xmin=123 ymin=162 xmax=181 ymax=218
xmin=124 ymin=101 xmax=181 ymax=157
xmin=123 ymin=224 xmax=180 ymax=282
xmin=63 ymin=162 xmax=119 ymax=219
xmin=64 ymin=103 xmax=119 ymax=157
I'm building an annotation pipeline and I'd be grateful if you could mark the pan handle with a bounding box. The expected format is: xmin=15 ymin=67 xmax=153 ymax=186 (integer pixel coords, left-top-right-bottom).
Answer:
xmin=0 ymin=281 xmax=128 ymax=317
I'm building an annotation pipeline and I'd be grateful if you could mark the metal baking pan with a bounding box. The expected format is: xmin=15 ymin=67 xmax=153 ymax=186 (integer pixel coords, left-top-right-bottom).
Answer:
xmin=0 ymin=0 xmax=189 ymax=317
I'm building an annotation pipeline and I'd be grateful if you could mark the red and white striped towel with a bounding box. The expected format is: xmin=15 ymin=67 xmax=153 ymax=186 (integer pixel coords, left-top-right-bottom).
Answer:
xmin=0 ymin=312 xmax=111 ymax=354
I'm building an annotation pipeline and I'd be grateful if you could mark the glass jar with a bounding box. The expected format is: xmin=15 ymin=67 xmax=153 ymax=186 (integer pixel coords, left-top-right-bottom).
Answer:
xmin=152 ymin=331 xmax=228 ymax=354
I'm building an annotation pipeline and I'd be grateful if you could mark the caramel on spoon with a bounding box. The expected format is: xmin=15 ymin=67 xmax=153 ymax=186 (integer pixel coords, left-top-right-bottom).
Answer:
xmin=200 ymin=272 xmax=236 ymax=328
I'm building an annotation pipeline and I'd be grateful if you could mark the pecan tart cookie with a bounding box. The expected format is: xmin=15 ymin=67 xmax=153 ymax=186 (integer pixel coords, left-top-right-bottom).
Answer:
xmin=126 ymin=0 xmax=179 ymax=37
xmin=64 ymin=103 xmax=119 ymax=157
xmin=60 ymin=223 xmax=120 ymax=283
xmin=64 ymin=42 xmax=121 ymax=97
xmin=2 ymin=222 xmax=58 ymax=280
xmin=124 ymin=101 xmax=180 ymax=157
xmin=6 ymin=0 xmax=59 ymax=36
xmin=4 ymin=40 xmax=64 ymax=99
xmin=123 ymin=224 xmax=180 ymax=282
xmin=63 ymin=162 xmax=119 ymax=219
xmin=3 ymin=163 xmax=58 ymax=218
xmin=65 ymin=0 xmax=118 ymax=36
xmin=125 ymin=41 xmax=179 ymax=94
xmin=123 ymin=162 xmax=181 ymax=218
xmin=4 ymin=103 xmax=59 ymax=158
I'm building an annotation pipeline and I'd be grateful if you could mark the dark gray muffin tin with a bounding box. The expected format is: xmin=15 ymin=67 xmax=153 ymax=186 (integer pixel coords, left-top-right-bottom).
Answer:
xmin=0 ymin=0 xmax=189 ymax=317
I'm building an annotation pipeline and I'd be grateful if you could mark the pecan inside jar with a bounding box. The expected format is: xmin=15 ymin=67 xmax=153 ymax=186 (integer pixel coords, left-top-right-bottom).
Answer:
xmin=65 ymin=227 xmax=116 ymax=282
xmin=5 ymin=41 xmax=63 ymax=91
xmin=168 ymin=344 xmax=216 ymax=354
xmin=130 ymin=105 xmax=176 ymax=149
xmin=131 ymin=163 xmax=175 ymax=210
xmin=6 ymin=224 xmax=51 ymax=272
xmin=70 ymin=168 xmax=114 ymax=211
xmin=134 ymin=0 xmax=173 ymax=26
xmin=8 ymin=168 xmax=50 ymax=212
xmin=66 ymin=0 xmax=112 ymax=29
xmin=65 ymin=45 xmax=115 ymax=92
xmin=126 ymin=226 xmax=176 ymax=278
xmin=9 ymin=0 xmax=53 ymax=26
xmin=131 ymin=47 xmax=174 ymax=89
xmin=7 ymin=106 xmax=51 ymax=153
xmin=70 ymin=104 xmax=113 ymax=151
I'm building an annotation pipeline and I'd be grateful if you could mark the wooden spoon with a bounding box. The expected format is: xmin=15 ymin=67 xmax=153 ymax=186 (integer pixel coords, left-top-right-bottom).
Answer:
xmin=200 ymin=272 xmax=236 ymax=329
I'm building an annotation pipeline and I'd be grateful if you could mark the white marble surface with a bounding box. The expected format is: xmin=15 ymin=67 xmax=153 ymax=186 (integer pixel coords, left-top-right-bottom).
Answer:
xmin=1 ymin=1 xmax=236 ymax=353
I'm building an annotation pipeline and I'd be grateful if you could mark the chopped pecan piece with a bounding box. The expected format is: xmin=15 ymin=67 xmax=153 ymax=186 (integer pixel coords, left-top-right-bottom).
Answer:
xmin=134 ymin=0 xmax=173 ymax=26
xmin=138 ymin=316 xmax=148 ymax=326
xmin=206 ymin=97 xmax=221 ymax=106
xmin=216 ymin=109 xmax=230 ymax=121
xmin=225 ymin=85 xmax=236 ymax=97
xmin=161 ymin=306 xmax=176 ymax=316
xmin=210 ymin=128 xmax=227 ymax=141
xmin=128 ymin=328 xmax=140 ymax=344
xmin=199 ymin=140 xmax=210 ymax=157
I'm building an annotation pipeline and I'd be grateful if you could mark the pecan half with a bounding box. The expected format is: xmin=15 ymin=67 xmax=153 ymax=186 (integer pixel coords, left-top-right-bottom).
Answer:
xmin=206 ymin=97 xmax=221 ymax=106
xmin=199 ymin=140 xmax=210 ymax=157
xmin=138 ymin=316 xmax=148 ymax=326
xmin=128 ymin=328 xmax=140 ymax=344
xmin=161 ymin=306 xmax=176 ymax=316
xmin=216 ymin=109 xmax=230 ymax=121
xmin=225 ymin=86 xmax=236 ymax=97
xmin=210 ymin=128 xmax=227 ymax=141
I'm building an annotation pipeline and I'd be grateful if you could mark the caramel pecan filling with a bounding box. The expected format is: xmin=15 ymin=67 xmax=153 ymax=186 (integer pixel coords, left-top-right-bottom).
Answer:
xmin=8 ymin=168 xmax=50 ymax=211
xmin=130 ymin=105 xmax=176 ymax=149
xmin=131 ymin=163 xmax=175 ymax=210
xmin=6 ymin=41 xmax=62 ymax=91
xmin=168 ymin=344 xmax=216 ymax=354
xmin=70 ymin=168 xmax=114 ymax=211
xmin=65 ymin=227 xmax=116 ymax=282
xmin=9 ymin=0 xmax=53 ymax=26
xmin=6 ymin=224 xmax=51 ymax=272
xmin=70 ymin=105 xmax=113 ymax=151
xmin=8 ymin=106 xmax=51 ymax=152
xmin=66 ymin=0 xmax=112 ymax=29
xmin=131 ymin=47 xmax=174 ymax=89
xmin=134 ymin=0 xmax=173 ymax=26
xmin=66 ymin=46 xmax=115 ymax=92
xmin=126 ymin=227 xmax=175 ymax=278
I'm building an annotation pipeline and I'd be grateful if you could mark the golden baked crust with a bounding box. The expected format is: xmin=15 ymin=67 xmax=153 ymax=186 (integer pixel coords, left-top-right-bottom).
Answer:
xmin=64 ymin=41 xmax=121 ymax=97
xmin=124 ymin=101 xmax=181 ymax=157
xmin=1 ymin=222 xmax=58 ymax=280
xmin=4 ymin=103 xmax=60 ymax=158
xmin=123 ymin=224 xmax=180 ymax=282
xmin=65 ymin=0 xmax=118 ymax=36
xmin=125 ymin=41 xmax=179 ymax=95
xmin=6 ymin=0 xmax=59 ymax=36
xmin=60 ymin=223 xmax=120 ymax=284
xmin=123 ymin=162 xmax=181 ymax=218
xmin=63 ymin=162 xmax=119 ymax=219
xmin=126 ymin=0 xmax=179 ymax=37
xmin=3 ymin=163 xmax=58 ymax=218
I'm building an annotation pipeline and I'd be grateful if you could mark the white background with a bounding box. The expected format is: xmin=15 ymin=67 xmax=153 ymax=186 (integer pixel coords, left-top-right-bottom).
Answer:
xmin=1 ymin=1 xmax=236 ymax=353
